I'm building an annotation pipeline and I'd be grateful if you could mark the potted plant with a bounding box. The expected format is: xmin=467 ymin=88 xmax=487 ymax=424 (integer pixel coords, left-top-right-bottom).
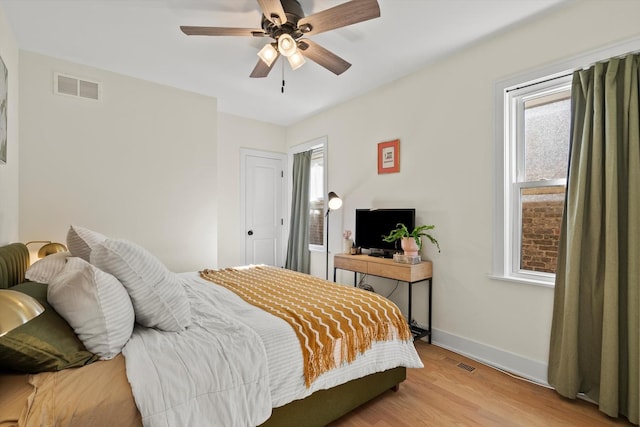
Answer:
xmin=382 ymin=223 xmax=441 ymax=257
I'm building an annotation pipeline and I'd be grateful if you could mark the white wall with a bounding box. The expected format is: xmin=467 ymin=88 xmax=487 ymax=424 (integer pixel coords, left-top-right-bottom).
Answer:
xmin=286 ymin=0 xmax=640 ymax=382
xmin=0 ymin=5 xmax=19 ymax=244
xmin=18 ymin=52 xmax=218 ymax=272
xmin=217 ymin=112 xmax=286 ymax=268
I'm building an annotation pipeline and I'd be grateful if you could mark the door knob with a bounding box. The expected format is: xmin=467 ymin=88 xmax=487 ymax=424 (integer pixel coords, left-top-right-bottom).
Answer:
xmin=247 ymin=230 xmax=254 ymax=236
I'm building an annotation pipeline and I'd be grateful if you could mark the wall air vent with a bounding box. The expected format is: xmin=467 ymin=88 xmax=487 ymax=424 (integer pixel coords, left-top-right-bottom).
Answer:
xmin=54 ymin=73 xmax=101 ymax=101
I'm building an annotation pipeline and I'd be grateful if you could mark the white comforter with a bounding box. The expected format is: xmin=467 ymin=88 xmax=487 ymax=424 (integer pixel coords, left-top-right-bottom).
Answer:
xmin=123 ymin=273 xmax=423 ymax=427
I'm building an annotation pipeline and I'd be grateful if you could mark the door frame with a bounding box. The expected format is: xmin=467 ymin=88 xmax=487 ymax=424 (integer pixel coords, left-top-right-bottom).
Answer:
xmin=240 ymin=148 xmax=288 ymax=266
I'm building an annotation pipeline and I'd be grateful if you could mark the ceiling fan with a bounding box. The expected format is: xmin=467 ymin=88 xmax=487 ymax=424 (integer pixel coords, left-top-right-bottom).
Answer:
xmin=180 ymin=0 xmax=381 ymax=78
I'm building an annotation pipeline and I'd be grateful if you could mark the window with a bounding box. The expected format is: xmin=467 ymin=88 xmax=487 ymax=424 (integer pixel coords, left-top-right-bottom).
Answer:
xmin=308 ymin=147 xmax=325 ymax=247
xmin=495 ymin=74 xmax=571 ymax=286
xmin=290 ymin=136 xmax=327 ymax=251
xmin=493 ymin=37 xmax=640 ymax=287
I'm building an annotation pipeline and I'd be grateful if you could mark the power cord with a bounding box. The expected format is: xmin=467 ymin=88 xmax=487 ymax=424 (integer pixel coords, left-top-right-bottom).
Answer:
xmin=386 ymin=281 xmax=399 ymax=298
xmin=357 ymin=274 xmax=374 ymax=292
xmin=357 ymin=274 xmax=368 ymax=287
xmin=355 ymin=274 xmax=399 ymax=297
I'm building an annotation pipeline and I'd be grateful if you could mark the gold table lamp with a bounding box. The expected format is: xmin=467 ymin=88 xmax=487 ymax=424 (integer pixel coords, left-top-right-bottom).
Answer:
xmin=0 ymin=290 xmax=44 ymax=337
xmin=25 ymin=240 xmax=68 ymax=258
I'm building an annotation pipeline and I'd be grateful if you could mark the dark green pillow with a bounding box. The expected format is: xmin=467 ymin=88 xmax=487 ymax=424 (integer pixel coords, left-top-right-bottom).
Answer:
xmin=0 ymin=281 xmax=99 ymax=373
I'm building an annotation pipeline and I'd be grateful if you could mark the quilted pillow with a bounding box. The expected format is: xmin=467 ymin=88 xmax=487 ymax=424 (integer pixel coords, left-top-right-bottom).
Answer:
xmin=66 ymin=225 xmax=107 ymax=262
xmin=25 ymin=251 xmax=70 ymax=284
xmin=91 ymin=239 xmax=191 ymax=331
xmin=47 ymin=257 xmax=135 ymax=360
xmin=0 ymin=282 xmax=98 ymax=373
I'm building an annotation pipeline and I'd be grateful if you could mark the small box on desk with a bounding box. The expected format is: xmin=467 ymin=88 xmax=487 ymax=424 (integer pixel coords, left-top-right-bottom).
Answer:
xmin=392 ymin=253 xmax=421 ymax=264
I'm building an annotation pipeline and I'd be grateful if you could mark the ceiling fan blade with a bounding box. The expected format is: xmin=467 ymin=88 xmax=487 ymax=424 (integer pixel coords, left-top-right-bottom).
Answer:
xmin=180 ymin=26 xmax=266 ymax=37
xmin=298 ymin=39 xmax=351 ymax=75
xmin=298 ymin=0 xmax=380 ymax=36
xmin=250 ymin=55 xmax=280 ymax=78
xmin=257 ymin=0 xmax=287 ymax=25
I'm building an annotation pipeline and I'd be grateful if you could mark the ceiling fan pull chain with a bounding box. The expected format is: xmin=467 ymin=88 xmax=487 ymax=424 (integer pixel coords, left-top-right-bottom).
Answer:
xmin=281 ymin=59 xmax=285 ymax=94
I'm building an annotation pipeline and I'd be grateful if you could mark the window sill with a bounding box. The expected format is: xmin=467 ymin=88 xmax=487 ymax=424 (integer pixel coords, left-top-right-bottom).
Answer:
xmin=488 ymin=274 xmax=555 ymax=289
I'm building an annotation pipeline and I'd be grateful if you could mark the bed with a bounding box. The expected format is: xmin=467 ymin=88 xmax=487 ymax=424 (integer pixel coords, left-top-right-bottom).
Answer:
xmin=0 ymin=227 xmax=423 ymax=427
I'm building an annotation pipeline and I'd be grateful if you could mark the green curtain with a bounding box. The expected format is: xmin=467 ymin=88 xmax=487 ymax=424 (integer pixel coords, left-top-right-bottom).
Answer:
xmin=285 ymin=150 xmax=312 ymax=273
xmin=548 ymin=53 xmax=640 ymax=424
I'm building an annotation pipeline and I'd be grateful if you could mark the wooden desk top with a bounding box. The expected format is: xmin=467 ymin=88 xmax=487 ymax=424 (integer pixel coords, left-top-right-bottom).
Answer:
xmin=334 ymin=254 xmax=432 ymax=283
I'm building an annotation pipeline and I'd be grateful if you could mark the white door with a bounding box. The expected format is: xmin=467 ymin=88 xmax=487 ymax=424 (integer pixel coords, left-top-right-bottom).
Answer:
xmin=241 ymin=150 xmax=286 ymax=266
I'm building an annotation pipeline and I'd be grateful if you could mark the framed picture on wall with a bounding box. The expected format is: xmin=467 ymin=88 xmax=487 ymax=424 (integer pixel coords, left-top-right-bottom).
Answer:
xmin=0 ymin=54 xmax=7 ymax=165
xmin=377 ymin=139 xmax=399 ymax=174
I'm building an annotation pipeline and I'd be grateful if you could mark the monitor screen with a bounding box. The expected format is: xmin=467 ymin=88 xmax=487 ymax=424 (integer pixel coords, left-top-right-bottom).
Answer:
xmin=355 ymin=208 xmax=416 ymax=256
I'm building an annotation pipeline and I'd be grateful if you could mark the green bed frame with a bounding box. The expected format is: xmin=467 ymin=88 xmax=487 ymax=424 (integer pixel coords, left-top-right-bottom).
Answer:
xmin=0 ymin=242 xmax=405 ymax=426
xmin=262 ymin=367 xmax=404 ymax=426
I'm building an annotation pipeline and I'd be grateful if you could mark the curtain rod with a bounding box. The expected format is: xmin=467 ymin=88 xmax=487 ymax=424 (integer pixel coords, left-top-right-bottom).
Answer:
xmin=507 ymin=49 xmax=640 ymax=93
xmin=506 ymin=72 xmax=573 ymax=93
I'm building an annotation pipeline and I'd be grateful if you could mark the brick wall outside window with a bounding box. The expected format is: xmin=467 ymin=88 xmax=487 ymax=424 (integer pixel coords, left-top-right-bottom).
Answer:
xmin=520 ymin=187 xmax=564 ymax=273
xmin=309 ymin=199 xmax=324 ymax=246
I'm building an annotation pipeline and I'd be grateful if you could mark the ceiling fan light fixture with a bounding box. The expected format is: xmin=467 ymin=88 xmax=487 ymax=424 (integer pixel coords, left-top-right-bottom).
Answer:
xmin=287 ymin=51 xmax=306 ymax=70
xmin=277 ymin=34 xmax=297 ymax=57
xmin=257 ymin=43 xmax=278 ymax=66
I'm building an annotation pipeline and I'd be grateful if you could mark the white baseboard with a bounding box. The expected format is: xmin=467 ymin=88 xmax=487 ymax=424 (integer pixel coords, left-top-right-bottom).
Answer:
xmin=427 ymin=328 xmax=550 ymax=387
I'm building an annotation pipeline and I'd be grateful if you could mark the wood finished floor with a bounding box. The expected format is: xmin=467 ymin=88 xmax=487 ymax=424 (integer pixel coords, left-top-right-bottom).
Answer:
xmin=328 ymin=340 xmax=634 ymax=426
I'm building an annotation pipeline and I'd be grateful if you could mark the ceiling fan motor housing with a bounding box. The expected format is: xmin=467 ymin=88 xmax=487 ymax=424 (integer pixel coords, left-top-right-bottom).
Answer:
xmin=261 ymin=0 xmax=308 ymax=40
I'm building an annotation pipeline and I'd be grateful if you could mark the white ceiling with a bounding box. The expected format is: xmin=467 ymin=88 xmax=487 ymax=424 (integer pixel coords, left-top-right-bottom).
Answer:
xmin=0 ymin=0 xmax=566 ymax=126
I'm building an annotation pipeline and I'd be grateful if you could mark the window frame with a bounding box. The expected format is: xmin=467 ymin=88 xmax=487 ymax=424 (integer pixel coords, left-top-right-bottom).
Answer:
xmin=509 ymin=77 xmax=571 ymax=285
xmin=492 ymin=36 xmax=640 ymax=287
xmin=493 ymin=71 xmax=573 ymax=288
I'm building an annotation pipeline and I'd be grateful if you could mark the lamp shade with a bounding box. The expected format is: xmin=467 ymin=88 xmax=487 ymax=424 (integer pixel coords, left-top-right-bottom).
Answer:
xmin=257 ymin=43 xmax=278 ymax=67
xmin=328 ymin=192 xmax=342 ymax=210
xmin=38 ymin=242 xmax=68 ymax=258
xmin=287 ymin=51 xmax=306 ymax=70
xmin=25 ymin=241 xmax=68 ymax=259
xmin=0 ymin=290 xmax=45 ymax=337
xmin=277 ymin=34 xmax=297 ymax=57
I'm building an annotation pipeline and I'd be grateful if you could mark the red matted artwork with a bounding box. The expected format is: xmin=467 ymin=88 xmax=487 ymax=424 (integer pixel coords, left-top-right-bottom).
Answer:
xmin=377 ymin=139 xmax=400 ymax=174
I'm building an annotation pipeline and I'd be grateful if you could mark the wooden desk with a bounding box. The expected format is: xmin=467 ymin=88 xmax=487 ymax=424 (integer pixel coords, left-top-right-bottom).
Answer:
xmin=333 ymin=254 xmax=433 ymax=343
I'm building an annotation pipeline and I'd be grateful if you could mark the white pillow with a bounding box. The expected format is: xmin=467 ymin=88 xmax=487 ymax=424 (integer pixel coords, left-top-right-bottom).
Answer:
xmin=66 ymin=225 xmax=107 ymax=262
xmin=47 ymin=257 xmax=134 ymax=360
xmin=25 ymin=251 xmax=70 ymax=284
xmin=91 ymin=239 xmax=191 ymax=332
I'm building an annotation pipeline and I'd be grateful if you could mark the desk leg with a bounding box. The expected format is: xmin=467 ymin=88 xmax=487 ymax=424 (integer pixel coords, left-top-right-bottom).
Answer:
xmin=428 ymin=278 xmax=432 ymax=344
xmin=353 ymin=272 xmax=357 ymax=287
xmin=333 ymin=268 xmax=336 ymax=282
xmin=408 ymin=279 xmax=431 ymax=344
xmin=408 ymin=282 xmax=412 ymax=324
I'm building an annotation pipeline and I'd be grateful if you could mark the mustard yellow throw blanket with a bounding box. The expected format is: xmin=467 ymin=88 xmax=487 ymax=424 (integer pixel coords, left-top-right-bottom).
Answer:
xmin=200 ymin=266 xmax=412 ymax=387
